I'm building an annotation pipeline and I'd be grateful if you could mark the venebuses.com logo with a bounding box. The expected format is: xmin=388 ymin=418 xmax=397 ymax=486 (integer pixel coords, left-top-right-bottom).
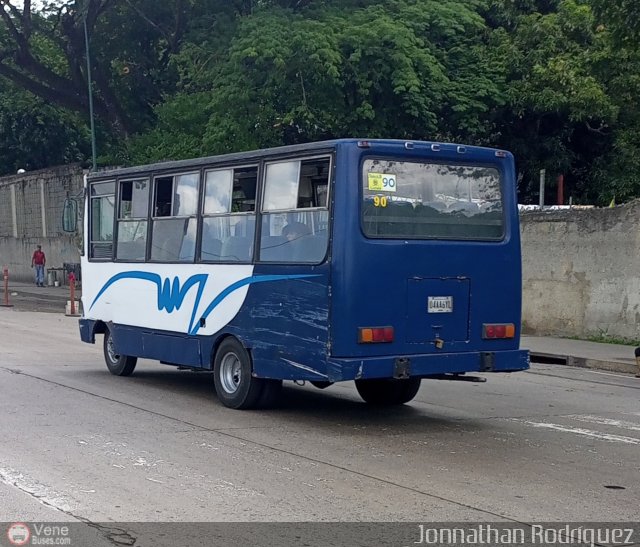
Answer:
xmin=6 ymin=523 xmax=30 ymax=546
xmin=5 ymin=522 xmax=71 ymax=545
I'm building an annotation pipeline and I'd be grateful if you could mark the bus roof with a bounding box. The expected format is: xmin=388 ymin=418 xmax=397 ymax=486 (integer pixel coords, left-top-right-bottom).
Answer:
xmin=87 ymin=138 xmax=510 ymax=181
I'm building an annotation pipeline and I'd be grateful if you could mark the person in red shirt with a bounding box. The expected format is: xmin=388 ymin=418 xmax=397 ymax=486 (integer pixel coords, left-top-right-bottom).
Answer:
xmin=31 ymin=245 xmax=46 ymax=287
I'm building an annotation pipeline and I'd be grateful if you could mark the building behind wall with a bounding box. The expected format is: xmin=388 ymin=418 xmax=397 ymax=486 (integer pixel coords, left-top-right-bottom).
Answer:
xmin=0 ymin=165 xmax=84 ymax=283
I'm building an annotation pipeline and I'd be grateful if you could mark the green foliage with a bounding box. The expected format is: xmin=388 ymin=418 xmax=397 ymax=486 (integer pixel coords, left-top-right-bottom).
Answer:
xmin=591 ymin=0 xmax=640 ymax=46
xmin=125 ymin=91 xmax=215 ymax=163
xmin=487 ymin=0 xmax=622 ymax=203
xmin=129 ymin=0 xmax=504 ymax=162
xmin=0 ymin=83 xmax=89 ymax=174
xmin=1 ymin=0 xmax=640 ymax=206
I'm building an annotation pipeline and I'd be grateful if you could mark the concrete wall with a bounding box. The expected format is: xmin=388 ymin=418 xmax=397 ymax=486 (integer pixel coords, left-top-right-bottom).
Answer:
xmin=520 ymin=201 xmax=640 ymax=342
xmin=0 ymin=165 xmax=84 ymax=282
xmin=0 ymin=236 xmax=82 ymax=282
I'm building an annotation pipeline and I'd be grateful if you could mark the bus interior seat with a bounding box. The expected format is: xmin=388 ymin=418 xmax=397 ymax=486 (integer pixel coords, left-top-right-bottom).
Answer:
xmin=448 ymin=201 xmax=480 ymax=215
xmin=294 ymin=233 xmax=328 ymax=262
xmin=117 ymin=240 xmax=145 ymax=261
xmin=201 ymin=237 xmax=223 ymax=261
xmin=421 ymin=200 xmax=448 ymax=212
xmin=260 ymin=235 xmax=288 ymax=261
xmin=417 ymin=201 xmax=449 ymax=235
xmin=178 ymin=235 xmax=196 ymax=261
xmin=220 ymin=236 xmax=252 ymax=261
xmin=376 ymin=201 xmax=415 ymax=236
xmin=234 ymin=217 xmax=256 ymax=237
xmin=362 ymin=201 xmax=382 ymax=235
xmin=156 ymin=234 xmax=182 ymax=261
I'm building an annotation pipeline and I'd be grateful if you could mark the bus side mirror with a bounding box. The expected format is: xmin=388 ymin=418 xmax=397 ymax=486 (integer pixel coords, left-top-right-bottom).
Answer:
xmin=62 ymin=198 xmax=78 ymax=233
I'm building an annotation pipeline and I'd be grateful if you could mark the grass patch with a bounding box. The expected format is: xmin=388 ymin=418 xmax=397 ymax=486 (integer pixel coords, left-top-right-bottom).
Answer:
xmin=567 ymin=334 xmax=640 ymax=346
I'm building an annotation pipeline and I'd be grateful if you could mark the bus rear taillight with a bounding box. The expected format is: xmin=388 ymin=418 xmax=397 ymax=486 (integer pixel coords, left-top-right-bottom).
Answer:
xmin=358 ymin=326 xmax=394 ymax=343
xmin=482 ymin=323 xmax=515 ymax=339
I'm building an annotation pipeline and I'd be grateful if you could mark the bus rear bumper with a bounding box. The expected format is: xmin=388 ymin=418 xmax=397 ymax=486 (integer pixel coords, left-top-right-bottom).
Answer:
xmin=326 ymin=349 xmax=529 ymax=382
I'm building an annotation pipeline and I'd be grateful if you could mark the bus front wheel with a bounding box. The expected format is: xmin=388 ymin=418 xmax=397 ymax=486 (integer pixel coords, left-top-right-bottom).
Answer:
xmin=355 ymin=378 xmax=421 ymax=405
xmin=103 ymin=328 xmax=137 ymax=376
xmin=213 ymin=338 xmax=264 ymax=409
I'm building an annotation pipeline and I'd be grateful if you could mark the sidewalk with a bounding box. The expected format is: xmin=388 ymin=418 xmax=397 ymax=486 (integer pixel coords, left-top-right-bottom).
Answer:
xmin=2 ymin=280 xmax=82 ymax=314
xmin=521 ymin=335 xmax=638 ymax=376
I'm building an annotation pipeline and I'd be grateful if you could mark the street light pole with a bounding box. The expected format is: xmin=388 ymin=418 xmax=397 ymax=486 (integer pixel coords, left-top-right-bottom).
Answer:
xmin=83 ymin=15 xmax=97 ymax=171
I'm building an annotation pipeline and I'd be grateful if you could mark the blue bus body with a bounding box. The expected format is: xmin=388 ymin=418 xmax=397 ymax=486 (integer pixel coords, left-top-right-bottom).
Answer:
xmin=79 ymin=139 xmax=528 ymax=405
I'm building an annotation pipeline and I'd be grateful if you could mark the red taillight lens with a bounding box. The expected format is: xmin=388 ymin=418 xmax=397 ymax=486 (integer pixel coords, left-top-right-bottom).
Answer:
xmin=483 ymin=323 xmax=515 ymax=339
xmin=359 ymin=326 xmax=394 ymax=343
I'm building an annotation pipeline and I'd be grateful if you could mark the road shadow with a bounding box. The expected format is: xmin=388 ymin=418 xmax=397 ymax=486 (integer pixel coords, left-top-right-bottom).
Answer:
xmin=76 ymin=364 xmax=487 ymax=435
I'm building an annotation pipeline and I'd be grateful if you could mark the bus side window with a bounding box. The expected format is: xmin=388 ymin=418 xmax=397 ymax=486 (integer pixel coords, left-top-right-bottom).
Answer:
xmin=150 ymin=173 xmax=200 ymax=262
xmin=154 ymin=176 xmax=173 ymax=217
xmin=259 ymin=157 xmax=330 ymax=263
xmin=90 ymin=181 xmax=116 ymax=260
xmin=200 ymin=166 xmax=257 ymax=263
xmin=116 ymin=178 xmax=149 ymax=261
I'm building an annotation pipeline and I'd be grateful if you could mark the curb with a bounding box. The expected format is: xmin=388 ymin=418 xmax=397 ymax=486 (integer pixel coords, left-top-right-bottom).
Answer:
xmin=529 ymin=351 xmax=637 ymax=376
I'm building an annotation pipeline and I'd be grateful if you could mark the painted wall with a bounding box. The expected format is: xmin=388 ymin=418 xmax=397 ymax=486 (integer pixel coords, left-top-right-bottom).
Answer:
xmin=520 ymin=201 xmax=640 ymax=341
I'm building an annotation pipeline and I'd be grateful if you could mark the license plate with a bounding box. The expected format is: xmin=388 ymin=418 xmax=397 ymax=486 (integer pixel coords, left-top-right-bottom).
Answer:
xmin=428 ymin=296 xmax=453 ymax=313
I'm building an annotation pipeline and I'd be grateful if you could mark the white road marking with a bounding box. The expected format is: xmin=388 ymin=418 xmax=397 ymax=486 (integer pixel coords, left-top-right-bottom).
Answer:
xmin=567 ymin=415 xmax=640 ymax=433
xmin=0 ymin=466 xmax=74 ymax=512
xmin=511 ymin=420 xmax=640 ymax=445
xmin=585 ymin=370 xmax=637 ymax=379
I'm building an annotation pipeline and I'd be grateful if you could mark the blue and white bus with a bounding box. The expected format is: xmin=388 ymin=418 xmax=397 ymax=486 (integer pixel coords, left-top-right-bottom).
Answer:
xmin=79 ymin=139 xmax=529 ymax=409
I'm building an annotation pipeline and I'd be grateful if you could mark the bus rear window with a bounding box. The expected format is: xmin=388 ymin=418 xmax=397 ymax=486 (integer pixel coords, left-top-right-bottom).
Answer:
xmin=362 ymin=159 xmax=504 ymax=239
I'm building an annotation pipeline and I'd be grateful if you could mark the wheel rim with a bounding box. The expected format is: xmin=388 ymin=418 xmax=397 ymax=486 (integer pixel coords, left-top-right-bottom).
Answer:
xmin=219 ymin=352 xmax=242 ymax=394
xmin=106 ymin=334 xmax=120 ymax=363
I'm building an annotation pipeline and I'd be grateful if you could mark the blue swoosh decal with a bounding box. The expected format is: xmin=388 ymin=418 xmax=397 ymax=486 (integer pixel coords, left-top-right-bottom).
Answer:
xmin=89 ymin=271 xmax=209 ymax=334
xmin=89 ymin=271 xmax=320 ymax=336
xmin=189 ymin=274 xmax=320 ymax=335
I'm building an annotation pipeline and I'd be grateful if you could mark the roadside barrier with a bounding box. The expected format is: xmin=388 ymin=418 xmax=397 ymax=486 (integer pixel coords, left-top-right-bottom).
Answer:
xmin=65 ymin=271 xmax=80 ymax=316
xmin=1 ymin=267 xmax=13 ymax=308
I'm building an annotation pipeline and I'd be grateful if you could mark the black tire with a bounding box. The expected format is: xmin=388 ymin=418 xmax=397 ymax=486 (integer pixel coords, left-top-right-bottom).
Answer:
xmin=103 ymin=328 xmax=137 ymax=376
xmin=355 ymin=377 xmax=421 ymax=405
xmin=213 ymin=338 xmax=264 ymax=409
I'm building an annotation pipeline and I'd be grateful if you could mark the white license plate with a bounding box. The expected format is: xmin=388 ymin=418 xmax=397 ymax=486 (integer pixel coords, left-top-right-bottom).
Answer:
xmin=428 ymin=296 xmax=453 ymax=313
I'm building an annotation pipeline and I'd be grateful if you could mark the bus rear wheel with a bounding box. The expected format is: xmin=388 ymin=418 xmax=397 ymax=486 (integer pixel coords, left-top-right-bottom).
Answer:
xmin=103 ymin=328 xmax=137 ymax=376
xmin=213 ymin=338 xmax=264 ymax=409
xmin=355 ymin=378 xmax=421 ymax=405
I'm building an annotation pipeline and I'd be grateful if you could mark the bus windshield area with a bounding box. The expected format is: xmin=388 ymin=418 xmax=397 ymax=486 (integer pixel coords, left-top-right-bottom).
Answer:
xmin=362 ymin=159 xmax=504 ymax=239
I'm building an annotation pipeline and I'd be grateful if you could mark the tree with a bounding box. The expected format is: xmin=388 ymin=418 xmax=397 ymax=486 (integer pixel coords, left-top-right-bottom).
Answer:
xmin=591 ymin=0 xmax=640 ymax=47
xmin=487 ymin=0 xmax=618 ymax=203
xmin=0 ymin=80 xmax=89 ymax=174
xmin=127 ymin=0 xmax=506 ymax=161
xmin=0 ymin=0 xmax=193 ymax=137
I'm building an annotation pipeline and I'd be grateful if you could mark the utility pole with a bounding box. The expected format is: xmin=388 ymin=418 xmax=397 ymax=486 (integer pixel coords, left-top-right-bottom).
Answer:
xmin=83 ymin=13 xmax=97 ymax=171
xmin=539 ymin=169 xmax=546 ymax=209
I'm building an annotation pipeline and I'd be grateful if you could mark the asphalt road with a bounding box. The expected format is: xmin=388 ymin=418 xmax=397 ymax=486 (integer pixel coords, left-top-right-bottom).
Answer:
xmin=0 ymin=309 xmax=638 ymax=544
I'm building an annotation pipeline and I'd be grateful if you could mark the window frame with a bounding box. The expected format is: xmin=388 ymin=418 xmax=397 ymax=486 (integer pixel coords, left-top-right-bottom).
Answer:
xmin=360 ymin=156 xmax=506 ymax=242
xmin=199 ymin=163 xmax=259 ymax=264
xmin=257 ymin=154 xmax=333 ymax=264
xmin=88 ymin=180 xmax=116 ymax=261
xmin=149 ymin=170 xmax=201 ymax=263
xmin=114 ymin=177 xmax=150 ymax=262
xmin=86 ymin=146 xmax=336 ymax=265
